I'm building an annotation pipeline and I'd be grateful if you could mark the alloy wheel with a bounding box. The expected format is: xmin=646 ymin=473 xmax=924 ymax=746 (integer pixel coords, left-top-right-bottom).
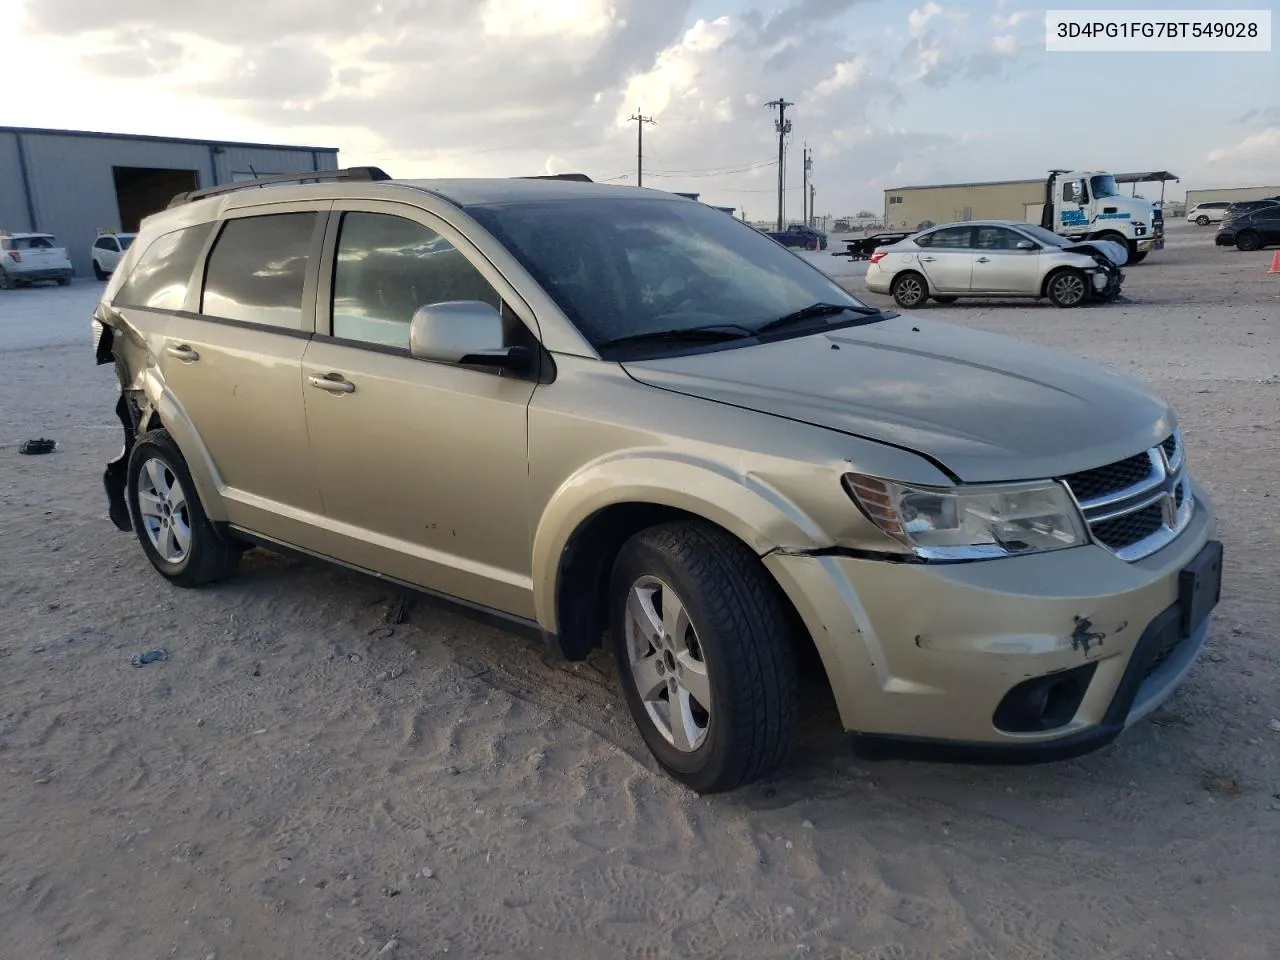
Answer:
xmin=136 ymin=457 xmax=193 ymax=563
xmin=1051 ymin=272 xmax=1085 ymax=306
xmin=623 ymin=575 xmax=712 ymax=752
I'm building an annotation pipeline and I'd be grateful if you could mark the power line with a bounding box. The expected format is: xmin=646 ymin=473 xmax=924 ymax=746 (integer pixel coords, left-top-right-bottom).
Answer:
xmin=644 ymin=156 xmax=778 ymax=176
xmin=628 ymin=113 xmax=656 ymax=187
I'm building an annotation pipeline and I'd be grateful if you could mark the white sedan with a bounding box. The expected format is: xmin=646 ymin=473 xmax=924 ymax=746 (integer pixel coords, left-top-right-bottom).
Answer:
xmin=864 ymin=220 xmax=1126 ymax=309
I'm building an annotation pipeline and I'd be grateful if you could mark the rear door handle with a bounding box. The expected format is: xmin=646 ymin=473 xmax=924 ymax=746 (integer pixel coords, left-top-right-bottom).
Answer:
xmin=918 ymin=256 xmax=936 ymax=262
xmin=166 ymin=344 xmax=199 ymax=362
xmin=309 ymin=374 xmax=356 ymax=394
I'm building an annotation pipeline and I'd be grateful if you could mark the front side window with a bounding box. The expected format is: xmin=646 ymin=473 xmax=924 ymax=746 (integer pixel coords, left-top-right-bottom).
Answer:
xmin=468 ymin=198 xmax=868 ymax=352
xmin=1090 ymin=175 xmax=1120 ymax=199
xmin=94 ymin=238 xmax=115 ymax=251
xmin=331 ymin=212 xmax=501 ymax=349
xmin=976 ymin=226 xmax=1024 ymax=251
xmin=202 ymin=212 xmax=316 ymax=330
xmin=114 ymin=222 xmax=215 ymax=311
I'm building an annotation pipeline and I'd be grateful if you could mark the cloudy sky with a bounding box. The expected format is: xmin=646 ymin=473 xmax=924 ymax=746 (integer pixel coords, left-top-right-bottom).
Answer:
xmin=2 ymin=0 xmax=1276 ymax=216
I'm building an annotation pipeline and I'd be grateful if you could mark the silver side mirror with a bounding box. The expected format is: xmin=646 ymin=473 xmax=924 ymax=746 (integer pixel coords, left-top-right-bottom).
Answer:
xmin=409 ymin=301 xmax=522 ymax=369
xmin=1015 ymin=240 xmax=1036 ymax=251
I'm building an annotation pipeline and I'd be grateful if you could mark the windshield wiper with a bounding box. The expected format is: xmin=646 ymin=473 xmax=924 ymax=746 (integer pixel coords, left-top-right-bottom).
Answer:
xmin=596 ymin=324 xmax=757 ymax=350
xmin=755 ymin=302 xmax=888 ymax=335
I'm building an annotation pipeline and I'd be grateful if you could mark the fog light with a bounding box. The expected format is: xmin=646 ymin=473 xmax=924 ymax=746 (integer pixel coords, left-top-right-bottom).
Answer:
xmin=993 ymin=662 xmax=1098 ymax=733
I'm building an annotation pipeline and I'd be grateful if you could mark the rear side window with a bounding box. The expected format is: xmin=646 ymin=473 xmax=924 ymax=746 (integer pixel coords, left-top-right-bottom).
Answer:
xmin=201 ymin=212 xmax=316 ymax=330
xmin=115 ymin=222 xmax=215 ymax=311
xmin=14 ymin=236 xmax=56 ymax=249
xmin=920 ymin=226 xmax=973 ymax=249
xmin=330 ymin=212 xmax=501 ymax=349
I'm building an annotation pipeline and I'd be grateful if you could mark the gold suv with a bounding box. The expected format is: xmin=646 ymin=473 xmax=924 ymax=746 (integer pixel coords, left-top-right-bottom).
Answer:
xmin=92 ymin=168 xmax=1223 ymax=793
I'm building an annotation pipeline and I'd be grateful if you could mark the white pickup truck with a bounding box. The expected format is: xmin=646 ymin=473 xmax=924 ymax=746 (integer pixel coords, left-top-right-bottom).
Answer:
xmin=0 ymin=231 xmax=74 ymax=289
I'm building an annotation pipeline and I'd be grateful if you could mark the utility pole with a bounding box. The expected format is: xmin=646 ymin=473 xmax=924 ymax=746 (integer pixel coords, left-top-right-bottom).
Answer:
xmin=810 ymin=183 xmax=816 ymax=230
xmin=765 ymin=97 xmax=793 ymax=232
xmin=802 ymin=145 xmax=814 ymax=227
xmin=629 ymin=112 xmax=656 ymax=187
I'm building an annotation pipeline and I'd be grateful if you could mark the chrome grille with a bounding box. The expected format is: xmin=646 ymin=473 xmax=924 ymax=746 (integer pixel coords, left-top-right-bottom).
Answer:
xmin=1063 ymin=430 xmax=1193 ymax=562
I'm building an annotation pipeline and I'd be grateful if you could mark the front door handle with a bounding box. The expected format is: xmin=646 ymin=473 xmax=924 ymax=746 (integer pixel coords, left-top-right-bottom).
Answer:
xmin=166 ymin=344 xmax=199 ymax=362
xmin=976 ymin=256 xmax=991 ymax=263
xmin=309 ymin=373 xmax=356 ymax=394
xmin=918 ymin=255 xmax=936 ymax=262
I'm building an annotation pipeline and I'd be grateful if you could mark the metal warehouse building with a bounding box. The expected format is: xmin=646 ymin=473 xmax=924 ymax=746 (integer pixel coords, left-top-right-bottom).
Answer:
xmin=1185 ymin=184 xmax=1280 ymax=207
xmin=883 ymin=179 xmax=1045 ymax=230
xmin=0 ymin=126 xmax=339 ymax=277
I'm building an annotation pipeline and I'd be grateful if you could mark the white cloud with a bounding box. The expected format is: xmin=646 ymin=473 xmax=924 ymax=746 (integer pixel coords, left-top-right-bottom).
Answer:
xmin=991 ymin=10 xmax=1029 ymax=30
xmin=1205 ymin=127 xmax=1280 ymax=181
xmin=481 ymin=0 xmax=618 ymax=39
xmin=812 ymin=58 xmax=869 ymax=98
xmin=991 ymin=35 xmax=1018 ymax=56
xmin=907 ymin=2 xmax=943 ymax=37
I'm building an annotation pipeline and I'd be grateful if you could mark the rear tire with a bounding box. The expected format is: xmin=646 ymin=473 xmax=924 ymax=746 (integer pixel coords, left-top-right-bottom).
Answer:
xmin=608 ymin=521 xmax=800 ymax=793
xmin=1196 ymin=215 xmax=1210 ymax=226
xmin=932 ymin=295 xmax=958 ymax=304
xmin=891 ymin=271 xmax=928 ymax=309
xmin=1236 ymin=231 xmax=1262 ymax=252
xmin=0 ymin=269 xmax=10 ymax=291
xmin=127 ymin=428 xmax=240 ymax=587
xmin=1046 ymin=268 xmax=1088 ymax=308
xmin=56 ymin=276 xmax=70 ymax=286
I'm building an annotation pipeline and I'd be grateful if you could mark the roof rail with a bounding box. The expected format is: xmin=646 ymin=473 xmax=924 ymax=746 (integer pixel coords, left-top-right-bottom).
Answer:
xmin=167 ymin=166 xmax=393 ymax=209
xmin=519 ymin=174 xmax=594 ymax=183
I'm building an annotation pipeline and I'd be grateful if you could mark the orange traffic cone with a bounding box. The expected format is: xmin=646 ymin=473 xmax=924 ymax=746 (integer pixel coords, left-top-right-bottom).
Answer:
xmin=1270 ymin=250 xmax=1280 ymax=274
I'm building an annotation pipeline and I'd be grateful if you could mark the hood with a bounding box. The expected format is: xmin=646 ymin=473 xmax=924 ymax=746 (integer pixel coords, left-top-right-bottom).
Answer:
xmin=1063 ymin=238 xmax=1127 ymax=266
xmin=623 ymin=316 xmax=1173 ymax=483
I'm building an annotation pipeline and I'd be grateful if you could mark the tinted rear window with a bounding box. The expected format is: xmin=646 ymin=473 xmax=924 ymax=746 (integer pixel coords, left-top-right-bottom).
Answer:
xmin=201 ymin=213 xmax=316 ymax=330
xmin=114 ymin=223 xmax=215 ymax=311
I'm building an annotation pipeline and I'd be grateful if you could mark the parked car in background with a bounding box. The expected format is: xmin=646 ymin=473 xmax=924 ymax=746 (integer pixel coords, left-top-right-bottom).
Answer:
xmin=766 ymin=223 xmax=828 ymax=250
xmin=92 ymin=232 xmax=138 ymax=280
xmin=0 ymin=232 xmax=73 ymax=289
xmin=91 ymin=170 xmax=1219 ymax=793
xmin=1222 ymin=199 xmax=1280 ymax=221
xmin=1185 ymin=201 xmax=1231 ymax=226
xmin=865 ymin=220 xmax=1125 ymax=309
xmin=1214 ymin=203 xmax=1280 ymax=251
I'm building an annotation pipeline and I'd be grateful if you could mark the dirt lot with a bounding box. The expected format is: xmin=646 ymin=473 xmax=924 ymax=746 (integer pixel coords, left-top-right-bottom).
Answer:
xmin=1 ymin=221 xmax=1277 ymax=960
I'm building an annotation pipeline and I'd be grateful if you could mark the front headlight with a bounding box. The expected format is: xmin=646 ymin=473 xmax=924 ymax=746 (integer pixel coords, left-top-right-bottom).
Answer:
xmin=843 ymin=474 xmax=1089 ymax=560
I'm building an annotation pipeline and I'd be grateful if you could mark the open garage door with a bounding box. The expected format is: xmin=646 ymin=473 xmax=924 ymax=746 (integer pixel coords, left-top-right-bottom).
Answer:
xmin=113 ymin=166 xmax=199 ymax=232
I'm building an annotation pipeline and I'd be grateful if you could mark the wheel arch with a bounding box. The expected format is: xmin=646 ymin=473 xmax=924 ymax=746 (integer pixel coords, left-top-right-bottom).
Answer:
xmin=133 ymin=371 xmax=230 ymax=523
xmin=533 ymin=455 xmax=833 ymax=660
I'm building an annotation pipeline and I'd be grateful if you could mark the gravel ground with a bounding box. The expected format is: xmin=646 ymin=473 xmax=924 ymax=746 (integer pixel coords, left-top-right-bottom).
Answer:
xmin=1 ymin=221 xmax=1277 ymax=960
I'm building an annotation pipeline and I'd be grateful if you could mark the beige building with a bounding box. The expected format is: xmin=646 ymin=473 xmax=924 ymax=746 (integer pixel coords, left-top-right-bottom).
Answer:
xmin=1185 ymin=185 xmax=1280 ymax=207
xmin=883 ymin=179 xmax=1045 ymax=229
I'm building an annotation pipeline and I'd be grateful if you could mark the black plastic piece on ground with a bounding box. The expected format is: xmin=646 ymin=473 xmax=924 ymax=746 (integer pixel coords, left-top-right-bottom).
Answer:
xmin=131 ymin=649 xmax=169 ymax=667
xmin=19 ymin=438 xmax=56 ymax=455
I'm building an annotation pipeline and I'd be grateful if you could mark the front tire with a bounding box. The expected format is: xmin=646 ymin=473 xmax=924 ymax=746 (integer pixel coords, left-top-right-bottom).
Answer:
xmin=609 ymin=521 xmax=800 ymax=793
xmin=127 ymin=428 xmax=240 ymax=587
xmin=1236 ymin=231 xmax=1262 ymax=252
xmin=1196 ymin=215 xmax=1210 ymax=226
xmin=1128 ymin=251 xmax=1148 ymax=264
xmin=93 ymin=261 xmax=108 ymax=281
xmin=1046 ymin=268 xmax=1088 ymax=308
xmin=891 ymin=271 xmax=928 ymax=309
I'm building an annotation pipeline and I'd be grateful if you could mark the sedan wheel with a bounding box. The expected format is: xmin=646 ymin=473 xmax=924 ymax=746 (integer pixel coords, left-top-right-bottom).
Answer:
xmin=1236 ymin=231 xmax=1261 ymax=252
xmin=1196 ymin=215 xmax=1210 ymax=226
xmin=0 ymin=269 xmax=10 ymax=291
xmin=623 ymin=575 xmax=712 ymax=752
xmin=891 ymin=272 xmax=928 ymax=309
xmin=1047 ymin=269 xmax=1087 ymax=308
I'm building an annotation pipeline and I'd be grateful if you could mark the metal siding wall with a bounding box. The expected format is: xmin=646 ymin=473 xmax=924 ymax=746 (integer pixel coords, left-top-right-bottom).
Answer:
xmin=1186 ymin=185 xmax=1280 ymax=206
xmin=11 ymin=134 xmax=340 ymax=277
xmin=218 ymin=147 xmax=335 ymax=179
xmin=21 ymin=133 xmax=209 ymax=276
xmin=0 ymin=133 xmax=31 ymax=231
xmin=883 ymin=182 xmax=1044 ymax=230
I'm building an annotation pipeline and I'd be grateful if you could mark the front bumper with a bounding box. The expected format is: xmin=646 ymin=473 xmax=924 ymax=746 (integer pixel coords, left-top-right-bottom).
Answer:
xmin=1215 ymin=229 xmax=1238 ymax=246
xmin=1136 ymin=237 xmax=1159 ymax=253
xmin=764 ymin=494 xmax=1219 ymax=758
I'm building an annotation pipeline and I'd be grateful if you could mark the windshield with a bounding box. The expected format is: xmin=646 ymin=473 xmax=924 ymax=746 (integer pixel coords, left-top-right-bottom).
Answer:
xmin=13 ymin=236 xmax=57 ymax=250
xmin=119 ymin=235 xmax=136 ymax=250
xmin=467 ymin=198 xmax=868 ymax=353
xmin=1017 ymin=224 xmax=1070 ymax=247
xmin=1090 ymin=175 xmax=1120 ymax=199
